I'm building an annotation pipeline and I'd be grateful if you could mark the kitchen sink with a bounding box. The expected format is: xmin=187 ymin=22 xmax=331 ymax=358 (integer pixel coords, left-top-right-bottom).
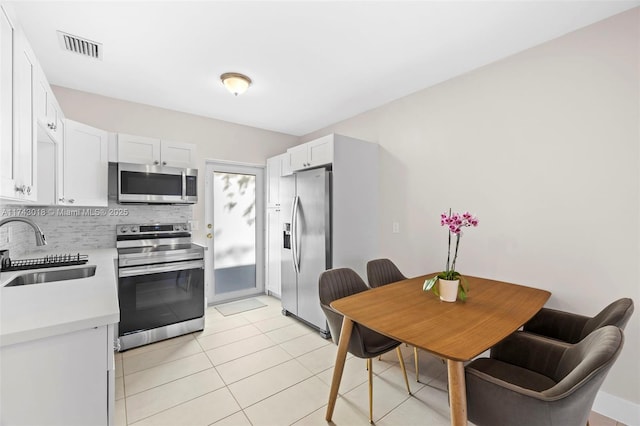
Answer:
xmin=4 ymin=265 xmax=97 ymax=287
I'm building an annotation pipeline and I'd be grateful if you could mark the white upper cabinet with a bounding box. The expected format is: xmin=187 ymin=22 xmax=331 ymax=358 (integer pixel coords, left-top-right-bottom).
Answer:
xmin=0 ymin=4 xmax=16 ymax=199
xmin=10 ymin=20 xmax=37 ymax=202
xmin=62 ymin=119 xmax=108 ymax=206
xmin=117 ymin=133 xmax=161 ymax=165
xmin=160 ymin=140 xmax=196 ymax=168
xmin=35 ymin=63 xmax=64 ymax=144
xmin=36 ymin=126 xmax=60 ymax=205
xmin=266 ymin=153 xmax=288 ymax=208
xmin=287 ymin=134 xmax=333 ymax=172
xmin=1 ymin=4 xmax=107 ymax=207
xmin=117 ymin=133 xmax=196 ymax=168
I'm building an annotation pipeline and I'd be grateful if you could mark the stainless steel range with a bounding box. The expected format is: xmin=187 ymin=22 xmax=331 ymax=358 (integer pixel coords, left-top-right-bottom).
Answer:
xmin=116 ymin=222 xmax=205 ymax=351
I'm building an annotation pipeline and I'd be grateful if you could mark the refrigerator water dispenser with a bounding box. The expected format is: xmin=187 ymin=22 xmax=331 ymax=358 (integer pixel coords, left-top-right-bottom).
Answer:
xmin=283 ymin=223 xmax=291 ymax=249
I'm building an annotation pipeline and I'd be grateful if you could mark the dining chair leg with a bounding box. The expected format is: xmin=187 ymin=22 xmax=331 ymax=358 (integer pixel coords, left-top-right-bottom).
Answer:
xmin=396 ymin=347 xmax=411 ymax=395
xmin=367 ymin=358 xmax=373 ymax=423
xmin=414 ymin=347 xmax=419 ymax=382
xmin=326 ymin=318 xmax=353 ymax=422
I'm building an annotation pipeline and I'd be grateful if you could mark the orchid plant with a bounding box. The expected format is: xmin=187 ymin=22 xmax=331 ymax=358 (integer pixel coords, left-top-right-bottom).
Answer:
xmin=423 ymin=209 xmax=479 ymax=301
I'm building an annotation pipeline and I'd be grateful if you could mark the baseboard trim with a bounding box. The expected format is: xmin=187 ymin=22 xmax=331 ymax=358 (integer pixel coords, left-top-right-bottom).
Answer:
xmin=593 ymin=391 xmax=640 ymax=425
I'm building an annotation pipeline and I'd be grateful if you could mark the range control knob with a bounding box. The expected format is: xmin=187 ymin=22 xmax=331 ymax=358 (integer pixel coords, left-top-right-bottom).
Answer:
xmin=120 ymin=226 xmax=129 ymax=233
xmin=131 ymin=227 xmax=138 ymax=232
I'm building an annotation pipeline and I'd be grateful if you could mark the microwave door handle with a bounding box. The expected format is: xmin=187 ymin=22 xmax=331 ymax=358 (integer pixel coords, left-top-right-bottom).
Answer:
xmin=181 ymin=171 xmax=186 ymax=200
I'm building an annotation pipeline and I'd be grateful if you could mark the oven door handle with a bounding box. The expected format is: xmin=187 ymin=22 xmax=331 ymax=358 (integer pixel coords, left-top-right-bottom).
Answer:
xmin=119 ymin=260 xmax=204 ymax=277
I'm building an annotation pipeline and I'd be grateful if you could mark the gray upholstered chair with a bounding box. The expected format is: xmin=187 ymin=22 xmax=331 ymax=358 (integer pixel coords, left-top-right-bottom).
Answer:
xmin=319 ymin=267 xmax=411 ymax=423
xmin=366 ymin=258 xmax=407 ymax=288
xmin=465 ymin=325 xmax=624 ymax=426
xmin=366 ymin=258 xmax=423 ymax=382
xmin=523 ymin=298 xmax=634 ymax=343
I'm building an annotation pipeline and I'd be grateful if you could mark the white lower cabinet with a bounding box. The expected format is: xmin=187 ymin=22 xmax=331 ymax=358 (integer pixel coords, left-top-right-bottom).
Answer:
xmin=0 ymin=324 xmax=115 ymax=426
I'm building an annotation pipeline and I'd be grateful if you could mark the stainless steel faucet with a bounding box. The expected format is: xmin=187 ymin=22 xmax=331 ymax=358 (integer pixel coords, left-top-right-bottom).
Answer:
xmin=0 ymin=217 xmax=47 ymax=246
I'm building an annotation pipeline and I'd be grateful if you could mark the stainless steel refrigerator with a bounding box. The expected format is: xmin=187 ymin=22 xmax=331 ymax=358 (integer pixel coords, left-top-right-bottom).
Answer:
xmin=280 ymin=167 xmax=331 ymax=337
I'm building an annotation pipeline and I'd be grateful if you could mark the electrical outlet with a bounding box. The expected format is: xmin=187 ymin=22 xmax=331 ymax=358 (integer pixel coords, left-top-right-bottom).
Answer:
xmin=189 ymin=220 xmax=199 ymax=231
xmin=392 ymin=222 xmax=400 ymax=234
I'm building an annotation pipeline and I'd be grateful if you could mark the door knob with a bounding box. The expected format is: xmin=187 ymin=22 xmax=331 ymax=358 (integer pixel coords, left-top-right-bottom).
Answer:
xmin=206 ymin=233 xmax=213 ymax=239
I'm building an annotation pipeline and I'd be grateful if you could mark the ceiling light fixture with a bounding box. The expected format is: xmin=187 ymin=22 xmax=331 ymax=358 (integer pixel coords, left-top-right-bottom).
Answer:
xmin=220 ymin=72 xmax=252 ymax=96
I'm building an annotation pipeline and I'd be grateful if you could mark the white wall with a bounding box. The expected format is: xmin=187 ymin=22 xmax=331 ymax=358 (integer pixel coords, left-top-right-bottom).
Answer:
xmin=51 ymin=86 xmax=299 ymax=245
xmin=302 ymin=8 xmax=640 ymax=411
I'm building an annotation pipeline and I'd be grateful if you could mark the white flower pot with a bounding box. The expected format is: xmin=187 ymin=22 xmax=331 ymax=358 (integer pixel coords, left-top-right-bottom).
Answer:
xmin=439 ymin=278 xmax=459 ymax=302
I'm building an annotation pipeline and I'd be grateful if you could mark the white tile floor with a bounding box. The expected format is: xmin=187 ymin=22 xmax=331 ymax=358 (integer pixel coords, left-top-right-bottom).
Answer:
xmin=114 ymin=295 xmax=620 ymax=426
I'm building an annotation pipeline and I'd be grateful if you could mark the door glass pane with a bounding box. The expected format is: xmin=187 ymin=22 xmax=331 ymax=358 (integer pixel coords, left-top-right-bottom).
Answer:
xmin=213 ymin=172 xmax=256 ymax=294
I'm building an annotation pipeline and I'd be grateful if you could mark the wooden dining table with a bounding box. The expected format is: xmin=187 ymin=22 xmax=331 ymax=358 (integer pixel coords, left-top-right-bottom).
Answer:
xmin=325 ymin=273 xmax=551 ymax=426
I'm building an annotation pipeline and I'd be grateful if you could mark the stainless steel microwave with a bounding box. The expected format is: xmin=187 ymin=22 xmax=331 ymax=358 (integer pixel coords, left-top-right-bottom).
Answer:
xmin=117 ymin=162 xmax=197 ymax=204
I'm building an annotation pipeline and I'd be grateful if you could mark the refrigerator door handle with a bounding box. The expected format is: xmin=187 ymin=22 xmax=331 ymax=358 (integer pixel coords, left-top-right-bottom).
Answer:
xmin=291 ymin=195 xmax=300 ymax=274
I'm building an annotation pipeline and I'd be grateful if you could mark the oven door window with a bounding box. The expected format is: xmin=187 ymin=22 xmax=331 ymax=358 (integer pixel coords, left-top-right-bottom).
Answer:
xmin=118 ymin=267 xmax=204 ymax=335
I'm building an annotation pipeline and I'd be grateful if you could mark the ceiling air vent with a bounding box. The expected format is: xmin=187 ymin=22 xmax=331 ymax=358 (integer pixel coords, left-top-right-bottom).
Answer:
xmin=57 ymin=31 xmax=103 ymax=60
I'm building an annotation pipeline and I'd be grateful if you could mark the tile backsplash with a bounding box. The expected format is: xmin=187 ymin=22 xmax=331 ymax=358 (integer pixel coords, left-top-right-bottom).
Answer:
xmin=0 ymin=200 xmax=192 ymax=258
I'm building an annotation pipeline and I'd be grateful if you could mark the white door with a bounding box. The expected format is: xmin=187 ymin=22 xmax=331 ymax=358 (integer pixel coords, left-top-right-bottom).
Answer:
xmin=205 ymin=161 xmax=264 ymax=303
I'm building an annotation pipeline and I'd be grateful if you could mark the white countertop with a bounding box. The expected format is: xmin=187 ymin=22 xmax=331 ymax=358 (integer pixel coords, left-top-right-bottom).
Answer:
xmin=0 ymin=248 xmax=120 ymax=347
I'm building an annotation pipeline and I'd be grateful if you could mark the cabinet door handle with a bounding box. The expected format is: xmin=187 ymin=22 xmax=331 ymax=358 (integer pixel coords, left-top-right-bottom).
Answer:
xmin=153 ymin=160 xmax=159 ymax=165
xmin=162 ymin=161 xmax=167 ymax=166
xmin=68 ymin=199 xmax=75 ymax=204
xmin=58 ymin=197 xmax=65 ymax=203
xmin=26 ymin=186 xmax=31 ymax=195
